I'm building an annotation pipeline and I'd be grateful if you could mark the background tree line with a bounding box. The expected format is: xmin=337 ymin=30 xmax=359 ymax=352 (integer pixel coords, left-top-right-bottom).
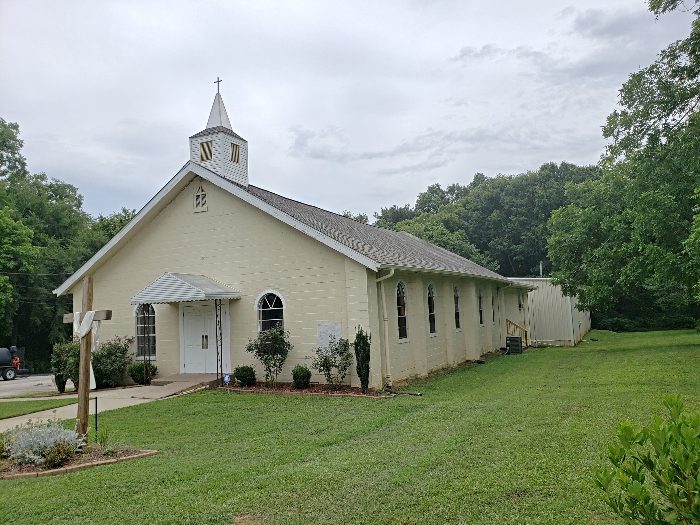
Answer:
xmin=0 ymin=118 xmax=134 ymax=370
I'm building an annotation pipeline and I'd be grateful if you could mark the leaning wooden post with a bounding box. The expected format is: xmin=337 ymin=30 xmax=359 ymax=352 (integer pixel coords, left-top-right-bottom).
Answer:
xmin=76 ymin=275 xmax=94 ymax=438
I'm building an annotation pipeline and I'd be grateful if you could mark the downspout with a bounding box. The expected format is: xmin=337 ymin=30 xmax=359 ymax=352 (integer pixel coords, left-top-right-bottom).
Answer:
xmin=376 ymin=268 xmax=395 ymax=386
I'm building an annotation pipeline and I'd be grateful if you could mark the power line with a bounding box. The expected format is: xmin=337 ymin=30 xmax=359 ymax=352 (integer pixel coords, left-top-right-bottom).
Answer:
xmin=0 ymin=271 xmax=72 ymax=276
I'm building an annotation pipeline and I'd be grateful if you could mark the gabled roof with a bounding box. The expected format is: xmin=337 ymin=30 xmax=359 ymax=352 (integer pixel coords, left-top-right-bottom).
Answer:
xmin=131 ymin=273 xmax=240 ymax=304
xmin=240 ymin=184 xmax=507 ymax=281
xmin=54 ymin=161 xmax=510 ymax=296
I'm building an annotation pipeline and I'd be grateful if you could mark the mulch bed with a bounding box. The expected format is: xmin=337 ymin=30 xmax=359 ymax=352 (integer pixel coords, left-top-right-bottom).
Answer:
xmin=0 ymin=446 xmax=157 ymax=480
xmin=219 ymin=383 xmax=390 ymax=398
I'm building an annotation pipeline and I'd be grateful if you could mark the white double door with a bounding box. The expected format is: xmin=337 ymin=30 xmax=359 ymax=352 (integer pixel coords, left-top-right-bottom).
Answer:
xmin=181 ymin=303 xmax=230 ymax=374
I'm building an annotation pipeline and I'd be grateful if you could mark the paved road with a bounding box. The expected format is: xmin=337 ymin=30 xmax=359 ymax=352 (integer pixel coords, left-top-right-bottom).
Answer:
xmin=0 ymin=374 xmax=73 ymax=398
xmin=0 ymin=378 xmax=209 ymax=432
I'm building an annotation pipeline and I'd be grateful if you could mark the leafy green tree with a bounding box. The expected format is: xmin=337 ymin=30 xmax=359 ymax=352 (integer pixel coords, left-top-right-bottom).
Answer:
xmin=0 ymin=207 xmax=37 ymax=338
xmin=341 ymin=210 xmax=368 ymax=223
xmin=389 ymin=163 xmax=598 ymax=275
xmin=549 ymin=0 xmax=700 ymax=329
xmin=373 ymin=204 xmax=416 ymax=228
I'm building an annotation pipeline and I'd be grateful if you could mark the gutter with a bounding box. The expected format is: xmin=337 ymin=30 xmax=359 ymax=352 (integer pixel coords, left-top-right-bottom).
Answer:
xmin=375 ymin=268 xmax=395 ymax=385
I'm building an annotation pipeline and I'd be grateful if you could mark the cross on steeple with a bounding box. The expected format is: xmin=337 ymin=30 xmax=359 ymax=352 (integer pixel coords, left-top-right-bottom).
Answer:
xmin=215 ymin=77 xmax=222 ymax=93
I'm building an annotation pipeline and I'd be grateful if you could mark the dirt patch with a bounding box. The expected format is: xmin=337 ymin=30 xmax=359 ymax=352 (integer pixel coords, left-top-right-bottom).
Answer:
xmin=232 ymin=514 xmax=262 ymax=525
xmin=219 ymin=383 xmax=389 ymax=398
xmin=0 ymin=446 xmax=157 ymax=479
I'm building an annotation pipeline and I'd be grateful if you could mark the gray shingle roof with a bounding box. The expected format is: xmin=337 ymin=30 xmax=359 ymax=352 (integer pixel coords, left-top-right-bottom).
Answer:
xmin=236 ymin=181 xmax=508 ymax=282
xmin=190 ymin=126 xmax=247 ymax=142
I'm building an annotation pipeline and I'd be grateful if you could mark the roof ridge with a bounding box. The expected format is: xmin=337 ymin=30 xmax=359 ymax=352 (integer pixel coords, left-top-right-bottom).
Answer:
xmin=246 ymin=183 xmax=391 ymax=233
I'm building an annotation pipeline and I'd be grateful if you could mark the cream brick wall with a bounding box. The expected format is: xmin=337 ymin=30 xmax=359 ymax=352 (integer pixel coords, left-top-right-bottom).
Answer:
xmin=374 ymin=271 xmax=511 ymax=384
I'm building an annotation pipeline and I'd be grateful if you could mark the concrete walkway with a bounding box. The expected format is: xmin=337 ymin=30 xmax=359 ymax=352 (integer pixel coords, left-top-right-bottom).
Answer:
xmin=0 ymin=376 xmax=214 ymax=432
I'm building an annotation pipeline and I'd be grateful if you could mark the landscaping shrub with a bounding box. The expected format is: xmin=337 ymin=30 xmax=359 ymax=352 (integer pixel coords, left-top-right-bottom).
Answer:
xmin=233 ymin=365 xmax=257 ymax=387
xmin=92 ymin=336 xmax=133 ymax=389
xmin=127 ymin=361 xmax=158 ymax=385
xmin=596 ymin=395 xmax=700 ymax=525
xmin=44 ymin=441 xmax=77 ymax=469
xmin=312 ymin=336 xmax=352 ymax=388
xmin=353 ymin=326 xmax=371 ymax=394
xmin=50 ymin=340 xmax=80 ymax=392
xmin=4 ymin=420 xmax=84 ymax=466
xmin=245 ymin=326 xmax=292 ymax=385
xmin=292 ymin=364 xmax=311 ymax=389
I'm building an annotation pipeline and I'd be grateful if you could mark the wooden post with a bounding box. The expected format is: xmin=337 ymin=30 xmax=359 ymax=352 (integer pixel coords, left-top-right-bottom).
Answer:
xmin=76 ymin=276 xmax=93 ymax=437
xmin=61 ymin=278 xmax=112 ymax=441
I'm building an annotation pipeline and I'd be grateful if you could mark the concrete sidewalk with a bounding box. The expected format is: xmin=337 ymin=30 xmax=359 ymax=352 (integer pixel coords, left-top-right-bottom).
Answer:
xmin=0 ymin=377 xmax=212 ymax=432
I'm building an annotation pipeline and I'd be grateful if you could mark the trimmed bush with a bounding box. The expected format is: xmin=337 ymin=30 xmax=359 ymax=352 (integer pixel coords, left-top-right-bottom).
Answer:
xmin=596 ymin=395 xmax=700 ymax=524
xmin=127 ymin=361 xmax=158 ymax=385
xmin=50 ymin=341 xmax=79 ymax=392
xmin=44 ymin=441 xmax=76 ymax=469
xmin=311 ymin=336 xmax=352 ymax=388
xmin=292 ymin=364 xmax=311 ymax=389
xmin=233 ymin=365 xmax=257 ymax=387
xmin=4 ymin=420 xmax=84 ymax=466
xmin=353 ymin=326 xmax=371 ymax=394
xmin=92 ymin=336 xmax=133 ymax=389
xmin=245 ymin=326 xmax=292 ymax=385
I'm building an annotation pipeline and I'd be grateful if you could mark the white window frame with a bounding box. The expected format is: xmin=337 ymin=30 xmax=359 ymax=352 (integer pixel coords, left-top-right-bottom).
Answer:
xmin=427 ymin=283 xmax=437 ymax=336
xmin=134 ymin=303 xmax=156 ymax=360
xmin=254 ymin=289 xmax=286 ymax=332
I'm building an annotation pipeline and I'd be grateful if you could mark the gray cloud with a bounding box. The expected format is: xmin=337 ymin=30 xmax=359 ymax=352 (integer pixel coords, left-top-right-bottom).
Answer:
xmin=0 ymin=0 xmax=692 ymax=219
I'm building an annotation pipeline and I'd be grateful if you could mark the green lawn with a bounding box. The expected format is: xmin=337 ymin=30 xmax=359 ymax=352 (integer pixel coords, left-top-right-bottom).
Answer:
xmin=0 ymin=398 xmax=76 ymax=420
xmin=3 ymin=329 xmax=699 ymax=524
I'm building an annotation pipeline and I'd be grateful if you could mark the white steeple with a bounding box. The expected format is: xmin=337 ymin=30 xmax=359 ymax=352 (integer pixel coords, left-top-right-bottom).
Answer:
xmin=189 ymin=80 xmax=248 ymax=186
xmin=206 ymin=92 xmax=232 ymax=129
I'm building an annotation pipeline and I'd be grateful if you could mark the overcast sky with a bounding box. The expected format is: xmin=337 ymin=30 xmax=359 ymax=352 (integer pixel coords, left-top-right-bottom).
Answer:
xmin=0 ymin=1 xmax=693 ymax=219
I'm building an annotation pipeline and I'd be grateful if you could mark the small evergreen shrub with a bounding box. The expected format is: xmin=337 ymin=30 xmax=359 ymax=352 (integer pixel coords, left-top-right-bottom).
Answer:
xmin=245 ymin=326 xmax=292 ymax=385
xmin=4 ymin=420 xmax=84 ymax=466
xmin=312 ymin=336 xmax=353 ymax=388
xmin=92 ymin=336 xmax=133 ymax=389
xmin=596 ymin=395 xmax=700 ymax=524
xmin=292 ymin=364 xmax=311 ymax=389
xmin=127 ymin=361 xmax=158 ymax=385
xmin=353 ymin=326 xmax=371 ymax=394
xmin=233 ymin=365 xmax=257 ymax=387
xmin=50 ymin=341 xmax=80 ymax=392
xmin=44 ymin=441 xmax=76 ymax=469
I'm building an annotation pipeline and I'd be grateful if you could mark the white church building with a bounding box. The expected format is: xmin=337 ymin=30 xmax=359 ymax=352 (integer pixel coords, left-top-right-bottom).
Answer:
xmin=54 ymin=92 xmax=532 ymax=389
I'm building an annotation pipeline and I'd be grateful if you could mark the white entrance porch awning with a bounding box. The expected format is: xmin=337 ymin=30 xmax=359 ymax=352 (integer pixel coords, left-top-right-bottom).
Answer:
xmin=131 ymin=273 xmax=241 ymax=304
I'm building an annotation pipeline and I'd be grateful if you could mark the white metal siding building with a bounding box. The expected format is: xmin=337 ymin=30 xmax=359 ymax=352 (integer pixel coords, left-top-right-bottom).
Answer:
xmin=508 ymin=278 xmax=591 ymax=346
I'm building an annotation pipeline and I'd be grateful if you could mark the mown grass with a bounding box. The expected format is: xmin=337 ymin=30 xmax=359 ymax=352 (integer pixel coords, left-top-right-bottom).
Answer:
xmin=3 ymin=329 xmax=699 ymax=524
xmin=0 ymin=398 xmax=76 ymax=420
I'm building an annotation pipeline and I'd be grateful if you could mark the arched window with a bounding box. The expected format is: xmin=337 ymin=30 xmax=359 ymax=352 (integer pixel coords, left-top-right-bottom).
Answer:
xmin=396 ymin=282 xmax=408 ymax=339
xmin=453 ymin=286 xmax=461 ymax=329
xmin=136 ymin=304 xmax=156 ymax=357
xmin=258 ymin=293 xmax=284 ymax=332
xmin=478 ymin=290 xmax=484 ymax=325
xmin=427 ymin=284 xmax=437 ymax=334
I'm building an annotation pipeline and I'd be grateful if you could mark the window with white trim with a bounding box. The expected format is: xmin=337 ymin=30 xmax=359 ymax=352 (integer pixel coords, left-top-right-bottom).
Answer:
xmin=427 ymin=284 xmax=437 ymax=334
xmin=492 ymin=294 xmax=496 ymax=324
xmin=136 ymin=304 xmax=156 ymax=357
xmin=478 ymin=290 xmax=484 ymax=325
xmin=258 ymin=293 xmax=284 ymax=332
xmin=453 ymin=286 xmax=461 ymax=329
xmin=397 ymin=282 xmax=408 ymax=339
